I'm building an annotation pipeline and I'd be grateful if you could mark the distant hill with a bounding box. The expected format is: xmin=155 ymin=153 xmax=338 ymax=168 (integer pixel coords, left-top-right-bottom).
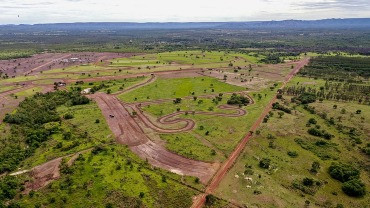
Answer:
xmin=1 ymin=18 xmax=370 ymax=31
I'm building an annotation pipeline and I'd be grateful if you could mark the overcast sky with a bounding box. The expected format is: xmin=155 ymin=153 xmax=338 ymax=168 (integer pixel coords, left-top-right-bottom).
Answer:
xmin=1 ymin=0 xmax=369 ymax=24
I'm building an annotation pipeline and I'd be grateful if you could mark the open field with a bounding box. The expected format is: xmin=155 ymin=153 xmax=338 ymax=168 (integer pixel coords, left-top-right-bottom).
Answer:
xmin=118 ymin=76 xmax=245 ymax=102
xmin=0 ymin=52 xmax=136 ymax=77
xmin=209 ymin=56 xmax=370 ymax=208
xmin=0 ymin=50 xmax=368 ymax=208
xmin=214 ymin=99 xmax=370 ymax=208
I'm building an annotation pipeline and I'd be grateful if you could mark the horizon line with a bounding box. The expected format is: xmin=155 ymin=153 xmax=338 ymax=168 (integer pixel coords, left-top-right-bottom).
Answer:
xmin=1 ymin=17 xmax=370 ymax=26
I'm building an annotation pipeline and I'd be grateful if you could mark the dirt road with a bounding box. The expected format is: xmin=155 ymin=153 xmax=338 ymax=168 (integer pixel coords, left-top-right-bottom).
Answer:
xmin=91 ymin=93 xmax=219 ymax=183
xmin=128 ymin=103 xmax=248 ymax=134
xmin=191 ymin=58 xmax=309 ymax=208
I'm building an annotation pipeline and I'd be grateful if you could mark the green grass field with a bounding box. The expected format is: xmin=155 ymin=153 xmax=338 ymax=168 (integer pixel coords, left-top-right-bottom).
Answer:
xmin=118 ymin=76 xmax=245 ymax=102
xmin=214 ymin=96 xmax=370 ymax=208
xmin=18 ymin=145 xmax=199 ymax=208
xmin=13 ymin=87 xmax=43 ymax=97
xmin=20 ymin=102 xmax=114 ymax=168
xmin=0 ymin=85 xmax=18 ymax=93
xmin=142 ymin=85 xmax=281 ymax=159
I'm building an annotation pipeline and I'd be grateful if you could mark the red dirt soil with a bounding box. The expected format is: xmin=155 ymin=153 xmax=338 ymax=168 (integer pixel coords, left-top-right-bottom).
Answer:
xmin=0 ymin=52 xmax=137 ymax=77
xmin=23 ymin=149 xmax=91 ymax=194
xmin=128 ymin=102 xmax=250 ymax=134
xmin=0 ymin=84 xmax=54 ymax=123
xmin=191 ymin=58 xmax=310 ymax=208
xmin=90 ymin=93 xmax=219 ymax=183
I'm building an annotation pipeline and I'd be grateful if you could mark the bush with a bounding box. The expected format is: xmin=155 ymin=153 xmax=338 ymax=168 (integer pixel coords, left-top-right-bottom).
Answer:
xmin=310 ymin=161 xmax=320 ymax=173
xmin=308 ymin=128 xmax=333 ymax=140
xmin=329 ymin=163 xmax=360 ymax=182
xmin=308 ymin=118 xmax=317 ymax=125
xmin=272 ymin=102 xmax=291 ymax=113
xmin=92 ymin=145 xmax=107 ymax=155
xmin=63 ymin=113 xmax=74 ymax=120
xmin=0 ymin=176 xmax=20 ymax=201
xmin=205 ymin=194 xmax=217 ymax=206
xmin=342 ymin=179 xmax=366 ymax=197
xmin=259 ymin=158 xmax=271 ymax=169
xmin=70 ymin=95 xmax=90 ymax=105
xmin=287 ymin=151 xmax=298 ymax=158
xmin=227 ymin=93 xmax=250 ymax=106
xmin=173 ymin=98 xmax=182 ymax=104
xmin=303 ymin=178 xmax=314 ymax=186
xmin=297 ymin=93 xmax=316 ymax=104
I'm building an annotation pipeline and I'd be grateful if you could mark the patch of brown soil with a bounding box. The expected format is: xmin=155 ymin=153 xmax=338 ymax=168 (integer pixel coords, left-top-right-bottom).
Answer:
xmin=0 ymin=52 xmax=138 ymax=77
xmin=90 ymin=93 xmax=219 ymax=183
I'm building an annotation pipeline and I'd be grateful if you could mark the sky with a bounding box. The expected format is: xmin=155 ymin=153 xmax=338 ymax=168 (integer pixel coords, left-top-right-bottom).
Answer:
xmin=0 ymin=0 xmax=369 ymax=24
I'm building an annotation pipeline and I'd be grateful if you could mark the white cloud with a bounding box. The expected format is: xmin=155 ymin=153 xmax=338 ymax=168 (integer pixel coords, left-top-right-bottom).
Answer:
xmin=0 ymin=0 xmax=369 ymax=24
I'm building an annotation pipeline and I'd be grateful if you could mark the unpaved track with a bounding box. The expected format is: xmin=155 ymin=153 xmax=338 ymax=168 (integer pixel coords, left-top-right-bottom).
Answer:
xmin=24 ymin=54 xmax=72 ymax=75
xmin=191 ymin=58 xmax=310 ymax=208
xmin=90 ymin=75 xmax=255 ymax=182
xmin=91 ymin=93 xmax=218 ymax=183
xmin=112 ymin=75 xmax=157 ymax=95
xmin=64 ymin=68 xmax=203 ymax=84
xmin=128 ymin=104 xmax=248 ymax=134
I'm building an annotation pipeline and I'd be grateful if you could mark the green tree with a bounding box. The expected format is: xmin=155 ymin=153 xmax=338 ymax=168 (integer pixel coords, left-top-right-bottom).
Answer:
xmin=329 ymin=163 xmax=360 ymax=182
xmin=259 ymin=158 xmax=271 ymax=169
xmin=342 ymin=179 xmax=366 ymax=197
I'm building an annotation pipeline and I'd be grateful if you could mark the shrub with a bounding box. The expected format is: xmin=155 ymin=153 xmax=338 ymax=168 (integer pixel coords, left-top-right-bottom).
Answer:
xmin=0 ymin=176 xmax=20 ymax=201
xmin=308 ymin=118 xmax=317 ymax=125
xmin=342 ymin=179 xmax=366 ymax=197
xmin=70 ymin=94 xmax=90 ymax=105
xmin=259 ymin=158 xmax=271 ymax=169
xmin=287 ymin=151 xmax=298 ymax=158
xmin=63 ymin=113 xmax=74 ymax=120
xmin=173 ymin=98 xmax=182 ymax=104
xmin=310 ymin=161 xmax=320 ymax=173
xmin=227 ymin=93 xmax=250 ymax=106
xmin=329 ymin=163 xmax=360 ymax=182
xmin=205 ymin=194 xmax=216 ymax=206
xmin=92 ymin=145 xmax=107 ymax=155
xmin=272 ymin=102 xmax=291 ymax=114
xmin=303 ymin=177 xmax=314 ymax=186
xmin=297 ymin=93 xmax=316 ymax=104
xmin=308 ymin=128 xmax=333 ymax=140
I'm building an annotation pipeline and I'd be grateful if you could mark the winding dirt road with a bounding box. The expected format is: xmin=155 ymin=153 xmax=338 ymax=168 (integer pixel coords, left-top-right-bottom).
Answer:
xmin=91 ymin=93 xmax=219 ymax=183
xmin=128 ymin=103 xmax=249 ymax=134
xmin=86 ymin=72 xmax=256 ymax=183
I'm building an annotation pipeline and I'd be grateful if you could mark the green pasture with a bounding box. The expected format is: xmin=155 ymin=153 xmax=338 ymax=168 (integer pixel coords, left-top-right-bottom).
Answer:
xmin=118 ymin=76 xmax=245 ymax=102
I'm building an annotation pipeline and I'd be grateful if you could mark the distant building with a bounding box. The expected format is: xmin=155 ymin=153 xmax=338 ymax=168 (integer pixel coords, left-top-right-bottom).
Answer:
xmin=57 ymin=82 xmax=66 ymax=87
xmin=81 ymin=88 xmax=91 ymax=94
